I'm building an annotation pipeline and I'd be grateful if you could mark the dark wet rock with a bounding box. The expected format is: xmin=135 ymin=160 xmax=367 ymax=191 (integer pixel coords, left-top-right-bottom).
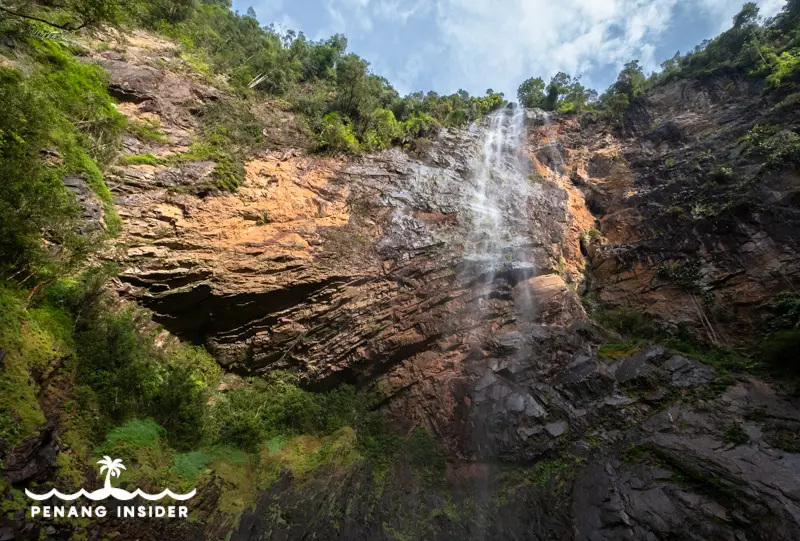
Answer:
xmin=612 ymin=346 xmax=666 ymax=386
xmin=1 ymin=422 xmax=58 ymax=485
xmin=662 ymin=355 xmax=714 ymax=388
xmin=545 ymin=421 xmax=568 ymax=437
xmin=63 ymin=175 xmax=104 ymax=230
xmin=535 ymin=143 xmax=567 ymax=174
xmin=647 ymin=119 xmax=681 ymax=143
xmin=78 ymin=41 xmax=800 ymax=540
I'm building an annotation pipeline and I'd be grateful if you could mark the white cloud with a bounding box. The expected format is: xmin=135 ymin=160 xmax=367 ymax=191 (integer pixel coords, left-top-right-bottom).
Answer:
xmin=697 ymin=0 xmax=787 ymax=31
xmin=247 ymin=0 xmax=790 ymax=99
xmin=431 ymin=0 xmax=681 ymax=96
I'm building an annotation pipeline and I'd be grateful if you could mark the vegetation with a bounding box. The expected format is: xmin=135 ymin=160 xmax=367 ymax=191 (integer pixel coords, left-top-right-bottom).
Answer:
xmin=722 ymin=423 xmax=750 ymax=446
xmin=135 ymin=0 xmax=505 ymax=154
xmin=517 ymin=2 xmax=800 ymax=120
xmin=597 ymin=341 xmax=645 ymax=362
xmin=1 ymin=267 xmax=444 ymax=521
xmin=740 ymin=124 xmax=800 ymax=169
xmin=0 ymin=37 xmax=123 ymax=283
xmin=760 ymin=293 xmax=800 ymax=374
xmin=592 ymin=308 xmax=755 ymax=374
xmin=517 ymin=73 xmax=597 ymax=113
xmin=0 ymin=4 xmax=458 ymax=521
xmin=1 ymin=0 xmax=800 ymax=533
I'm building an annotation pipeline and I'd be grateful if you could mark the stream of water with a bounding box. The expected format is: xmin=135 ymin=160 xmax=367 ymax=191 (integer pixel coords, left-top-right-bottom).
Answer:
xmin=464 ymin=105 xmax=535 ymax=314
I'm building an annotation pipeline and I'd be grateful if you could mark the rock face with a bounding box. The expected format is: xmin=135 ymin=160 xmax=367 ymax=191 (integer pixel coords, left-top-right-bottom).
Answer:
xmin=227 ymin=369 xmax=800 ymax=541
xmin=545 ymin=77 xmax=800 ymax=342
xmin=80 ymin=35 xmax=800 ymax=540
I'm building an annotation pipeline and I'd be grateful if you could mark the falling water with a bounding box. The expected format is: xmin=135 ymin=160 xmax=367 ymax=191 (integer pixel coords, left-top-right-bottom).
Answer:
xmin=462 ymin=105 xmax=536 ymax=540
xmin=463 ymin=105 xmax=535 ymax=312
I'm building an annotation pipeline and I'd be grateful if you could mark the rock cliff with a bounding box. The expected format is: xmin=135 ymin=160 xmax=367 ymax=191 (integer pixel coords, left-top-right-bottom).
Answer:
xmin=43 ymin=32 xmax=800 ymax=540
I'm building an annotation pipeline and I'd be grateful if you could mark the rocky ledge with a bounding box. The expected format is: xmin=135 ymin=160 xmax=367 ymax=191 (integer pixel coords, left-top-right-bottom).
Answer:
xmin=91 ymin=32 xmax=800 ymax=540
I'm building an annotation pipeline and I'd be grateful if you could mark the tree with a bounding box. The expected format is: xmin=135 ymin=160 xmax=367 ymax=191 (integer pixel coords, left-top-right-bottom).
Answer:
xmin=543 ymin=72 xmax=571 ymax=110
xmin=732 ymin=2 xmax=759 ymax=28
xmin=661 ymin=51 xmax=682 ymax=76
xmin=334 ymin=54 xmax=370 ymax=119
xmin=610 ymin=60 xmax=647 ymax=99
xmin=562 ymin=80 xmax=597 ymax=113
xmin=141 ymin=0 xmax=198 ymax=25
xmin=775 ymin=0 xmax=800 ymax=29
xmin=0 ymin=0 xmax=124 ymax=30
xmin=517 ymin=77 xmax=546 ymax=108
xmin=300 ymin=34 xmax=347 ymax=82
xmin=605 ymin=92 xmax=630 ymax=118
xmin=362 ymin=108 xmax=402 ymax=151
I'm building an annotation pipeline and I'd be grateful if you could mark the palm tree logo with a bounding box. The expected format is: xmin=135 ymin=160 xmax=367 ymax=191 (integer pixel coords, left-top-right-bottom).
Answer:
xmin=98 ymin=456 xmax=126 ymax=491
xmin=25 ymin=456 xmax=196 ymax=502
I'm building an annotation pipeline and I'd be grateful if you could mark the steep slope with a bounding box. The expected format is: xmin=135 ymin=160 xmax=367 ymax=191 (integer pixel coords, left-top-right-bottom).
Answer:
xmin=2 ymin=24 xmax=799 ymax=541
xmin=98 ymin=33 xmax=800 ymax=540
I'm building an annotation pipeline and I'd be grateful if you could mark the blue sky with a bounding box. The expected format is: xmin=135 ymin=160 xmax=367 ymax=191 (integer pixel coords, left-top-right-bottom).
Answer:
xmin=232 ymin=0 xmax=787 ymax=98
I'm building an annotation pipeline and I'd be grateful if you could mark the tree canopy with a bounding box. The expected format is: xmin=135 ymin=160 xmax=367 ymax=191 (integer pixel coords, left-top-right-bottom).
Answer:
xmin=516 ymin=1 xmax=800 ymax=119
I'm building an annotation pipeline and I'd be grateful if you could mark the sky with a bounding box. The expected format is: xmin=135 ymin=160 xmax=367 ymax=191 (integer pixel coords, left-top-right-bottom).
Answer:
xmin=232 ymin=0 xmax=787 ymax=99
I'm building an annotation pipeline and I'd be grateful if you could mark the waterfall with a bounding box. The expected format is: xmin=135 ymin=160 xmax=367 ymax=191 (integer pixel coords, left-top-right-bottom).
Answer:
xmin=461 ymin=104 xmax=530 ymax=541
xmin=463 ymin=106 xmax=535 ymax=313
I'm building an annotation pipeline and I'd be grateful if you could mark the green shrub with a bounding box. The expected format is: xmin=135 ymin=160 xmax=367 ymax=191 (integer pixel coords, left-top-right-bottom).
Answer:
xmin=362 ymin=108 xmax=402 ymax=151
xmin=598 ymin=341 xmax=644 ymax=361
xmin=533 ymin=459 xmax=570 ymax=486
xmin=70 ymin=292 xmax=220 ymax=448
xmin=709 ymin=165 xmax=734 ymax=182
xmin=741 ymin=124 xmax=800 ymax=168
xmin=765 ymin=51 xmax=800 ymax=90
xmin=125 ymin=117 xmax=169 ymax=143
xmin=317 ymin=112 xmax=360 ymax=153
xmin=402 ymin=113 xmax=440 ymax=140
xmin=0 ymin=35 xmax=126 ymax=279
xmin=209 ymin=374 xmax=351 ymax=450
xmin=765 ymin=293 xmax=800 ymax=333
xmin=119 ymin=153 xmax=166 ymax=166
xmin=171 ymin=449 xmax=217 ymax=482
xmin=657 ymin=260 xmax=701 ymax=291
xmin=594 ymin=309 xmax=659 ymax=340
xmin=0 ymin=285 xmax=72 ymax=444
xmin=0 ymin=67 xmax=85 ymax=278
xmin=761 ymin=330 xmax=800 ymax=374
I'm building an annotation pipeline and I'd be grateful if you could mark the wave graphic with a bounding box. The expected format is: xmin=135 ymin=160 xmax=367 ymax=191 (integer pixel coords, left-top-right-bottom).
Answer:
xmin=25 ymin=487 xmax=196 ymax=502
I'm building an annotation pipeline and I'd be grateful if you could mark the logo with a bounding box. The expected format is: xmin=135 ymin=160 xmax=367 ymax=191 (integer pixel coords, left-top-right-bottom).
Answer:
xmin=25 ymin=456 xmax=195 ymax=519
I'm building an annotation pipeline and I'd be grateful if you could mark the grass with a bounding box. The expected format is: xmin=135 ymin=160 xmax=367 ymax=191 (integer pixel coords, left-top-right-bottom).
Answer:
xmin=532 ymin=459 xmax=570 ymax=486
xmin=125 ymin=119 xmax=169 ymax=144
xmin=171 ymin=449 xmax=218 ymax=482
xmin=0 ymin=285 xmax=73 ymax=445
xmin=28 ymin=37 xmax=125 ymax=235
xmin=125 ymin=117 xmax=169 ymax=144
xmin=765 ymin=428 xmax=800 ymax=453
xmin=494 ymin=457 xmax=573 ymax=506
xmin=106 ymin=418 xmax=166 ymax=449
xmin=592 ymin=308 xmax=755 ymax=373
xmin=118 ymin=152 xmax=166 ymax=166
xmin=598 ymin=340 xmax=644 ymax=361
